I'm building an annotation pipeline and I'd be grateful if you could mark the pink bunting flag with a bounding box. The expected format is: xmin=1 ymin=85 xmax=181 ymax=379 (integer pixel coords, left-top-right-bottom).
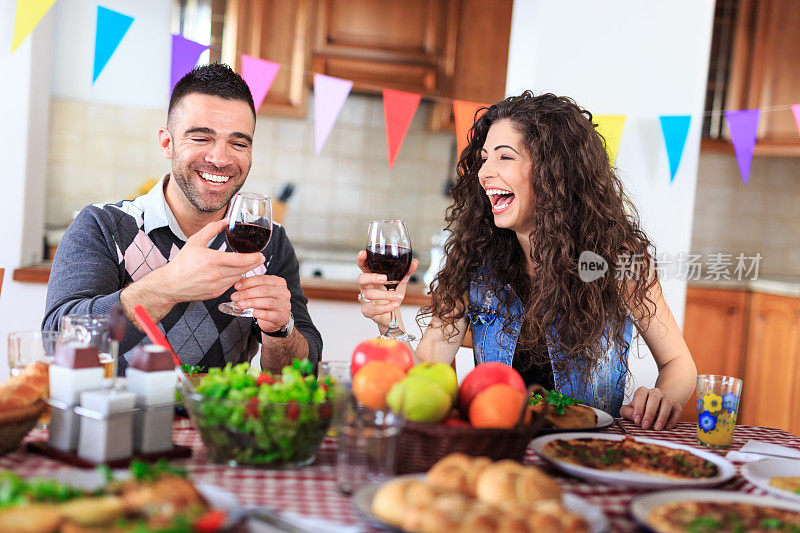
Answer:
xmin=170 ymin=34 xmax=208 ymax=93
xmin=314 ymin=74 xmax=353 ymax=154
xmin=383 ymin=89 xmax=422 ymax=168
xmin=240 ymin=54 xmax=280 ymax=113
xmin=724 ymin=109 xmax=760 ymax=184
xmin=792 ymin=104 xmax=800 ymax=137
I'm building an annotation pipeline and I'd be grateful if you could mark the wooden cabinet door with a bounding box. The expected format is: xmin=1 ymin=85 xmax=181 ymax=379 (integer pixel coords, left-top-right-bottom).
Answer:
xmin=311 ymin=0 xmax=456 ymax=95
xmin=739 ymin=292 xmax=800 ymax=431
xmin=681 ymin=287 xmax=748 ymax=422
xmin=727 ymin=0 xmax=800 ymax=144
xmin=227 ymin=0 xmax=312 ymax=117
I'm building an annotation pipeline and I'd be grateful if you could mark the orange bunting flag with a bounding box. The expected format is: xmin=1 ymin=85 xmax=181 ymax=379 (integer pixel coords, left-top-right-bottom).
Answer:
xmin=453 ymin=100 xmax=489 ymax=159
xmin=382 ymin=89 xmax=422 ymax=168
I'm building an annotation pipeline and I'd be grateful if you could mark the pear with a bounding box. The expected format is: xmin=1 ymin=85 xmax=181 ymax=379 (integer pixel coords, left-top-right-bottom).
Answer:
xmin=386 ymin=375 xmax=452 ymax=423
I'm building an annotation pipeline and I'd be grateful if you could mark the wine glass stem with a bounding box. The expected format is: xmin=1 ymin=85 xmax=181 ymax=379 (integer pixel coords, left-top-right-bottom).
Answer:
xmin=388 ymin=288 xmax=398 ymax=331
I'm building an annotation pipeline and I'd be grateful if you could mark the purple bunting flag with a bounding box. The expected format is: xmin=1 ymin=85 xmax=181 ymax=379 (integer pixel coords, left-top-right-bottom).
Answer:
xmin=240 ymin=54 xmax=280 ymax=113
xmin=170 ymin=34 xmax=209 ymax=94
xmin=314 ymin=74 xmax=353 ymax=154
xmin=792 ymin=104 xmax=800 ymax=137
xmin=724 ymin=109 xmax=760 ymax=184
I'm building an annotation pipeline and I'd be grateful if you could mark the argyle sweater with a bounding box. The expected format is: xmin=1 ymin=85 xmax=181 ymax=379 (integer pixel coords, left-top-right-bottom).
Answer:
xmin=43 ymin=180 xmax=321 ymax=374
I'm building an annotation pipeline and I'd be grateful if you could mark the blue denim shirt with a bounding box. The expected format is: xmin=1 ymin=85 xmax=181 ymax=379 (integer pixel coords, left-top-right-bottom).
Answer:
xmin=465 ymin=273 xmax=633 ymax=417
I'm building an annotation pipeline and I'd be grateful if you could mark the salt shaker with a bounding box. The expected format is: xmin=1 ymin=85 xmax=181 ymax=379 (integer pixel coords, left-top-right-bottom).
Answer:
xmin=126 ymin=345 xmax=176 ymax=453
xmin=48 ymin=343 xmax=105 ymax=452
xmin=76 ymin=388 xmax=136 ymax=463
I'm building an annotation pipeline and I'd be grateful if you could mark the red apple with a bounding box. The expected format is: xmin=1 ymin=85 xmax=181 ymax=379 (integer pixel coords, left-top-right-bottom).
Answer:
xmin=458 ymin=362 xmax=526 ymax=413
xmin=350 ymin=337 xmax=414 ymax=378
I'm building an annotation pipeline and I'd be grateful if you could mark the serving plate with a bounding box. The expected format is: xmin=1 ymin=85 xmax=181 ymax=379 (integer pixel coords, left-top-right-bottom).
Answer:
xmin=352 ymin=474 xmax=608 ymax=533
xmin=531 ymin=432 xmax=736 ymax=489
xmin=538 ymin=405 xmax=614 ymax=434
xmin=630 ymin=489 xmax=800 ymax=533
xmin=741 ymin=457 xmax=800 ymax=503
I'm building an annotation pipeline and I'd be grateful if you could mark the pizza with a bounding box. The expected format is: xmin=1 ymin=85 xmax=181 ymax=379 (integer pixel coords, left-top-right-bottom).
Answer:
xmin=647 ymin=501 xmax=800 ymax=532
xmin=542 ymin=436 xmax=719 ymax=479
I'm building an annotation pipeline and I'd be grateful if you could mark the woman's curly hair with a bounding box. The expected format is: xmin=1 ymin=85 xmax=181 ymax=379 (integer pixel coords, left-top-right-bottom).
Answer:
xmin=420 ymin=91 xmax=658 ymax=391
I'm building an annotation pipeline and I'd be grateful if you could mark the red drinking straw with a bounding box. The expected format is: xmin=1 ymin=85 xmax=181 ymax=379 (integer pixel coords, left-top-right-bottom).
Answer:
xmin=131 ymin=304 xmax=182 ymax=367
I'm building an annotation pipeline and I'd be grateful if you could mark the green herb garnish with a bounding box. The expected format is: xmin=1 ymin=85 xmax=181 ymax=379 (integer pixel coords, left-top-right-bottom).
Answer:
xmin=687 ymin=515 xmax=722 ymax=532
xmin=129 ymin=459 xmax=187 ymax=481
xmin=180 ymin=364 xmax=206 ymax=374
xmin=530 ymin=389 xmax=580 ymax=415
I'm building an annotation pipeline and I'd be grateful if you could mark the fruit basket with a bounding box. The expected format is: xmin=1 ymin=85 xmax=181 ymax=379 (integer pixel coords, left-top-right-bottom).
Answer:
xmin=395 ymin=384 xmax=548 ymax=474
xmin=0 ymin=400 xmax=47 ymax=456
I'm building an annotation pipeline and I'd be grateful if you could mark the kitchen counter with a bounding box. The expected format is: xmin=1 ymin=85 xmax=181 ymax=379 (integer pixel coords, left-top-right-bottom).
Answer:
xmin=688 ymin=277 xmax=800 ymax=299
xmin=12 ymin=263 xmax=432 ymax=305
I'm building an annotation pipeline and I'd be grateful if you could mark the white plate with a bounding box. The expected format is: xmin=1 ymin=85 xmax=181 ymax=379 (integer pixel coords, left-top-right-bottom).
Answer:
xmin=539 ymin=406 xmax=614 ymax=433
xmin=742 ymin=457 xmax=800 ymax=503
xmin=531 ymin=432 xmax=736 ymax=489
xmin=352 ymin=474 xmax=608 ymax=533
xmin=630 ymin=489 xmax=800 ymax=533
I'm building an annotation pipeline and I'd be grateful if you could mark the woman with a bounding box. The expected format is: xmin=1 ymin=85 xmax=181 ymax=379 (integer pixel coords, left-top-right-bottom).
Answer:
xmin=357 ymin=92 xmax=696 ymax=431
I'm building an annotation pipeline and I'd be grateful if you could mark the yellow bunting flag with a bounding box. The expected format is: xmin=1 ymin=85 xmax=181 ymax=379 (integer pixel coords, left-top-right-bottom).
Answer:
xmin=453 ymin=100 xmax=488 ymax=159
xmin=11 ymin=0 xmax=58 ymax=53
xmin=593 ymin=114 xmax=626 ymax=166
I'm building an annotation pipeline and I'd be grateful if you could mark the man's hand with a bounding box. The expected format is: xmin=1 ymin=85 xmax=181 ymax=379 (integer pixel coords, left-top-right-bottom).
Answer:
xmin=620 ymin=386 xmax=683 ymax=431
xmin=121 ymin=219 xmax=265 ymax=327
xmin=157 ymin=219 xmax=264 ymax=304
xmin=232 ymin=275 xmax=292 ymax=333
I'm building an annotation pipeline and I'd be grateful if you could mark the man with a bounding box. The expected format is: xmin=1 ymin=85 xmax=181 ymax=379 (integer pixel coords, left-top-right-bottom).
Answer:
xmin=43 ymin=64 xmax=321 ymax=374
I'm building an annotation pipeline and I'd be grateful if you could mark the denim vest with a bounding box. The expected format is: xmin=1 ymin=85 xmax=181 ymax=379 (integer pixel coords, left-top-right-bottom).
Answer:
xmin=465 ymin=274 xmax=633 ymax=417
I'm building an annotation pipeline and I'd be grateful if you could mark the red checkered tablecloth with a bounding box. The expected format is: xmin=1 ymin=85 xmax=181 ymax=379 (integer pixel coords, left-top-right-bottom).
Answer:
xmin=2 ymin=419 xmax=799 ymax=532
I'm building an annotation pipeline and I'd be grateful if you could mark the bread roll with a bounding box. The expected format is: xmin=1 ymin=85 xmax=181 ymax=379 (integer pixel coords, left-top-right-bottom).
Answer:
xmin=0 ymin=382 xmax=41 ymax=411
xmin=0 ymin=503 xmax=62 ymax=533
xmin=426 ymin=453 xmax=491 ymax=497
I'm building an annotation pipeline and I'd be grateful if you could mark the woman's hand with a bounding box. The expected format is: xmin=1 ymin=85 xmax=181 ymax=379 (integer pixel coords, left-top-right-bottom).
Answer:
xmin=620 ymin=386 xmax=683 ymax=431
xmin=356 ymin=251 xmax=418 ymax=331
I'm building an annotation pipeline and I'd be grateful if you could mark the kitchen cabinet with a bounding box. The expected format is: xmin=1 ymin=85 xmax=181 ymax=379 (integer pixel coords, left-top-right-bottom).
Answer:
xmin=682 ymin=286 xmax=800 ymax=435
xmin=310 ymin=0 xmax=512 ymax=130
xmin=703 ymin=0 xmax=800 ymax=155
xmin=738 ymin=292 xmax=800 ymax=433
xmin=681 ymin=287 xmax=747 ymax=423
xmin=225 ymin=0 xmax=313 ymax=117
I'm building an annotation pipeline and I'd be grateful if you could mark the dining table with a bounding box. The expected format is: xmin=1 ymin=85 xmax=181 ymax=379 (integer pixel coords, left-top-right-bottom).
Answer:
xmin=1 ymin=417 xmax=799 ymax=532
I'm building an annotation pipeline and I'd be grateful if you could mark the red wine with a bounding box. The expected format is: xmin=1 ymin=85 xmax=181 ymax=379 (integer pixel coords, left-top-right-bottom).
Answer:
xmin=366 ymin=244 xmax=412 ymax=289
xmin=226 ymin=223 xmax=271 ymax=253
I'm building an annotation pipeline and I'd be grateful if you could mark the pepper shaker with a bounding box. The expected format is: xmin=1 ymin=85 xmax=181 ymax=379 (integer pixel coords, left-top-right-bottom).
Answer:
xmin=126 ymin=345 xmax=177 ymax=453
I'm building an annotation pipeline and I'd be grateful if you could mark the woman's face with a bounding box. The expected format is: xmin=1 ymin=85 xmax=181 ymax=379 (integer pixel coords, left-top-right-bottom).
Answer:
xmin=478 ymin=119 xmax=535 ymax=235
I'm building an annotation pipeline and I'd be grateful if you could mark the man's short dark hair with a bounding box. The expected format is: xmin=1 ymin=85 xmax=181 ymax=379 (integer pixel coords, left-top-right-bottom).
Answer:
xmin=167 ymin=63 xmax=256 ymax=126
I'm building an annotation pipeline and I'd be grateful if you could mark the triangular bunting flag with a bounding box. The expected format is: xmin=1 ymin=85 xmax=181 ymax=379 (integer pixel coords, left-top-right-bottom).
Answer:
xmin=93 ymin=6 xmax=134 ymax=83
xmin=659 ymin=115 xmax=692 ymax=183
xmin=170 ymin=35 xmax=209 ymax=93
xmin=593 ymin=115 xmax=626 ymax=166
xmin=791 ymin=104 xmax=800 ymax=137
xmin=240 ymin=55 xmax=280 ymax=113
xmin=453 ymin=100 xmax=488 ymax=159
xmin=11 ymin=0 xmax=57 ymax=53
xmin=313 ymin=74 xmax=353 ymax=154
xmin=383 ymin=89 xmax=421 ymax=167
xmin=725 ymin=109 xmax=760 ymax=184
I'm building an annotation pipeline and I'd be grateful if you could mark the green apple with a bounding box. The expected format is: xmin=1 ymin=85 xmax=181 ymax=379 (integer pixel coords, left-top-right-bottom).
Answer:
xmin=407 ymin=362 xmax=458 ymax=401
xmin=386 ymin=375 xmax=452 ymax=423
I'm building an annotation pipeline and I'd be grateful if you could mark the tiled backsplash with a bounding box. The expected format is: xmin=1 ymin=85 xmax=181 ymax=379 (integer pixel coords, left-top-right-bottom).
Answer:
xmin=691 ymin=152 xmax=800 ymax=279
xmin=47 ymin=94 xmax=455 ymax=265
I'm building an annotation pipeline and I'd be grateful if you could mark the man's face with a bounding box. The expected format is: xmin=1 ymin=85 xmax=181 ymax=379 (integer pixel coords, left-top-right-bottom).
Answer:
xmin=161 ymin=93 xmax=255 ymax=213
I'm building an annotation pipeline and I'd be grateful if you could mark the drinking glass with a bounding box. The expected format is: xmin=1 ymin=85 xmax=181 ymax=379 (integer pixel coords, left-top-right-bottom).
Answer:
xmin=8 ymin=330 xmax=58 ymax=378
xmin=218 ymin=192 xmax=272 ymax=317
xmin=335 ymin=394 xmax=403 ymax=495
xmin=318 ymin=361 xmax=352 ymax=437
xmin=58 ymin=315 xmax=118 ymax=380
xmin=366 ymin=220 xmax=415 ymax=341
xmin=696 ymin=374 xmax=743 ymax=449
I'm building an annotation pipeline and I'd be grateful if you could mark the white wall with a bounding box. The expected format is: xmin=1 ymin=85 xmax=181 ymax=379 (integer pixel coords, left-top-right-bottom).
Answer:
xmin=506 ymin=0 xmax=715 ymax=393
xmin=0 ymin=0 xmax=53 ymax=375
xmin=51 ymin=0 xmax=172 ymax=108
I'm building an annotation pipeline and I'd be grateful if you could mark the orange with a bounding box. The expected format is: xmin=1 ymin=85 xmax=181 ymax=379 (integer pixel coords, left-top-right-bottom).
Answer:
xmin=352 ymin=361 xmax=406 ymax=410
xmin=468 ymin=383 xmax=526 ymax=428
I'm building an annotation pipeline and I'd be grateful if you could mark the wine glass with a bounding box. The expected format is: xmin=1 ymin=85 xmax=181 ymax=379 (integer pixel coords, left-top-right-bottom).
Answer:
xmin=218 ymin=192 xmax=272 ymax=317
xmin=366 ymin=219 xmax=415 ymax=342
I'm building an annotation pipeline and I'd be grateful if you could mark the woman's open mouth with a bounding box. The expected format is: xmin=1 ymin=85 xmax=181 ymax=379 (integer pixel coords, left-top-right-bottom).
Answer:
xmin=486 ymin=188 xmax=515 ymax=214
